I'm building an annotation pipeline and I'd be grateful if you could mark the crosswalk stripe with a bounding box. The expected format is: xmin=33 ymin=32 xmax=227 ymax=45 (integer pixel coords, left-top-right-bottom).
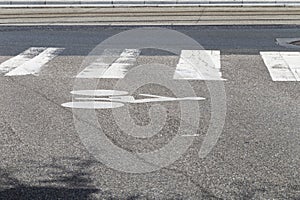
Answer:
xmin=5 ymin=48 xmax=64 ymax=76
xmin=0 ymin=47 xmax=46 ymax=73
xmin=173 ymin=50 xmax=223 ymax=80
xmin=260 ymin=51 xmax=300 ymax=81
xmin=76 ymin=49 xmax=123 ymax=78
xmin=76 ymin=49 xmax=140 ymax=79
xmin=3 ymin=47 xmax=299 ymax=82
xmin=101 ymin=49 xmax=140 ymax=79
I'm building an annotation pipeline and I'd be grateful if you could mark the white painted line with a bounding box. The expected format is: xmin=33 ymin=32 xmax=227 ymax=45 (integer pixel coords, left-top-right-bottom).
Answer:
xmin=5 ymin=48 xmax=64 ymax=76
xmin=181 ymin=134 xmax=200 ymax=137
xmin=296 ymin=69 xmax=300 ymax=79
xmin=280 ymin=52 xmax=300 ymax=81
xmin=130 ymin=96 xmax=205 ymax=103
xmin=76 ymin=49 xmax=122 ymax=78
xmin=260 ymin=51 xmax=300 ymax=81
xmin=173 ymin=50 xmax=224 ymax=80
xmin=61 ymin=101 xmax=124 ymax=109
xmin=0 ymin=47 xmax=46 ymax=73
xmin=71 ymin=90 xmax=128 ymax=97
xmin=76 ymin=96 xmax=205 ymax=103
xmin=101 ymin=49 xmax=141 ymax=79
xmin=63 ymin=89 xmax=205 ymax=109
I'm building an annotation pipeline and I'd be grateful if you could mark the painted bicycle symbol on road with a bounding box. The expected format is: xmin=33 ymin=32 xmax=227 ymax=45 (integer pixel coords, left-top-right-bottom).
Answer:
xmin=62 ymin=27 xmax=226 ymax=173
xmin=62 ymin=89 xmax=205 ymax=109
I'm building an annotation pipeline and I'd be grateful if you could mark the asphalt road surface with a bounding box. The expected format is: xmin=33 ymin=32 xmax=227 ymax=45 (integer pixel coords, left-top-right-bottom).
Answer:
xmin=0 ymin=25 xmax=299 ymax=199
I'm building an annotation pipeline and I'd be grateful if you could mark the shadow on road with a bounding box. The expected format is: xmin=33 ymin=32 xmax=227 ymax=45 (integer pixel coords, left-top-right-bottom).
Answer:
xmin=0 ymin=186 xmax=98 ymax=200
xmin=0 ymin=157 xmax=102 ymax=200
xmin=0 ymin=156 xmax=299 ymax=199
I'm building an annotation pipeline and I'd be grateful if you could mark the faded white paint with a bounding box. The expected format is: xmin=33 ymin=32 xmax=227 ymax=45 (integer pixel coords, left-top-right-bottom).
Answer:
xmin=76 ymin=49 xmax=122 ymax=78
xmin=181 ymin=134 xmax=200 ymax=137
xmin=5 ymin=48 xmax=64 ymax=76
xmin=76 ymin=96 xmax=205 ymax=104
xmin=260 ymin=51 xmax=300 ymax=81
xmin=61 ymin=101 xmax=124 ymax=109
xmin=0 ymin=47 xmax=46 ymax=73
xmin=173 ymin=50 xmax=223 ymax=80
xmin=63 ymin=90 xmax=205 ymax=109
xmin=71 ymin=90 xmax=128 ymax=96
xmin=101 ymin=49 xmax=140 ymax=78
xmin=76 ymin=49 xmax=140 ymax=79
xmin=129 ymin=96 xmax=205 ymax=103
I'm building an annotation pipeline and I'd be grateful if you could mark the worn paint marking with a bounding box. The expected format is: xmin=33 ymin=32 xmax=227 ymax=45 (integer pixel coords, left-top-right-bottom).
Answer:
xmin=76 ymin=49 xmax=123 ymax=78
xmin=173 ymin=50 xmax=223 ymax=80
xmin=0 ymin=47 xmax=46 ymax=73
xmin=5 ymin=48 xmax=64 ymax=76
xmin=260 ymin=51 xmax=300 ymax=81
xmin=101 ymin=49 xmax=141 ymax=79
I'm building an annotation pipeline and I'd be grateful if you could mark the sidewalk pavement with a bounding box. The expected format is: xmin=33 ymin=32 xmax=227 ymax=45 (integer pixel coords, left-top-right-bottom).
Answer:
xmin=1 ymin=6 xmax=300 ymax=25
xmin=1 ymin=0 xmax=300 ymax=7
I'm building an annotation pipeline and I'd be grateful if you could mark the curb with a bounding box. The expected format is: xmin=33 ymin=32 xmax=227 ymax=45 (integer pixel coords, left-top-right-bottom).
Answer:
xmin=1 ymin=1 xmax=300 ymax=7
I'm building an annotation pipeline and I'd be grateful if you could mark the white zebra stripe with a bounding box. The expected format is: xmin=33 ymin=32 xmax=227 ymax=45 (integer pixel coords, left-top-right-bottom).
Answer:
xmin=0 ymin=47 xmax=46 ymax=73
xmin=76 ymin=49 xmax=123 ymax=78
xmin=100 ymin=49 xmax=140 ymax=79
xmin=76 ymin=49 xmax=140 ymax=79
xmin=5 ymin=48 xmax=64 ymax=76
xmin=260 ymin=51 xmax=300 ymax=81
xmin=173 ymin=50 xmax=223 ymax=80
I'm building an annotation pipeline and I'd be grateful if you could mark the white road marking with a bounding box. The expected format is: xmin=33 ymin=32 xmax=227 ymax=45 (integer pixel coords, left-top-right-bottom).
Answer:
xmin=63 ymin=90 xmax=205 ymax=109
xmin=101 ymin=49 xmax=141 ymax=78
xmin=71 ymin=90 xmax=128 ymax=96
xmin=76 ymin=49 xmax=122 ymax=78
xmin=76 ymin=49 xmax=140 ymax=79
xmin=280 ymin=52 xmax=300 ymax=81
xmin=0 ymin=47 xmax=46 ymax=73
xmin=5 ymin=48 xmax=64 ymax=76
xmin=260 ymin=51 xmax=300 ymax=81
xmin=61 ymin=101 xmax=124 ymax=109
xmin=181 ymin=134 xmax=200 ymax=137
xmin=173 ymin=50 xmax=223 ymax=80
xmin=75 ymin=96 xmax=205 ymax=103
